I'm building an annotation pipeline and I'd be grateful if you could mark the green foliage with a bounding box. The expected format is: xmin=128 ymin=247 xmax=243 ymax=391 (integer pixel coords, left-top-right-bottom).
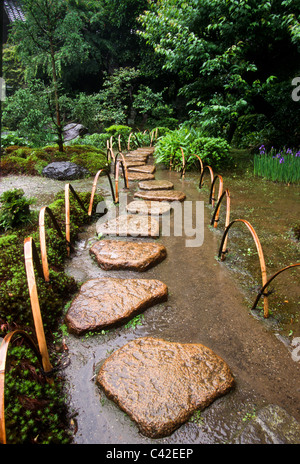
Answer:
xmin=0 ymin=189 xmax=36 ymax=231
xmin=0 ymin=132 xmax=29 ymax=149
xmin=254 ymin=146 xmax=300 ymax=184
xmin=4 ymin=344 xmax=72 ymax=444
xmin=0 ymin=189 xmax=103 ymax=329
xmin=0 ymin=145 xmax=108 ymax=176
xmin=138 ymin=0 xmax=300 ymax=146
xmin=154 ymin=127 xmax=232 ymax=171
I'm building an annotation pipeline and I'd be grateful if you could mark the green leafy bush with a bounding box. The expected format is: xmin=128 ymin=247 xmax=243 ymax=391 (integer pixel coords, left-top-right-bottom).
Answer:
xmin=154 ymin=127 xmax=232 ymax=171
xmin=0 ymin=189 xmax=36 ymax=231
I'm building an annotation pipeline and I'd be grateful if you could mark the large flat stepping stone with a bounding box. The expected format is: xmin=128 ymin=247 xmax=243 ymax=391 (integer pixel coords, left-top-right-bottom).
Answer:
xmin=126 ymin=200 xmax=171 ymax=215
xmin=139 ymin=180 xmax=174 ymax=191
xmin=122 ymin=161 xmax=145 ymax=168
xmin=128 ymin=165 xmax=156 ymax=174
xmin=127 ymin=172 xmax=155 ymax=182
xmin=90 ymin=240 xmax=167 ymax=271
xmin=96 ymin=214 xmax=159 ymax=237
xmin=97 ymin=337 xmax=235 ymax=438
xmin=134 ymin=190 xmax=186 ymax=202
xmin=125 ymin=153 xmax=148 ymax=161
xmin=65 ymin=280 xmax=168 ymax=335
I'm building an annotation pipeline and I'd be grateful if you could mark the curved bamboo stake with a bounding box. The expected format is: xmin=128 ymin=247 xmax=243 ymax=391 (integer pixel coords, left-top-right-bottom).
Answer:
xmin=88 ymin=169 xmax=116 ymax=216
xmin=209 ymin=174 xmax=223 ymax=208
xmin=0 ymin=329 xmax=46 ymax=444
xmin=218 ymin=219 xmax=269 ymax=318
xmin=39 ymin=206 xmax=66 ymax=282
xmin=191 ymin=154 xmax=204 ymax=175
xmin=118 ymin=134 xmax=122 ymax=152
xmin=210 ymin=188 xmax=231 ymax=230
xmin=114 ymin=152 xmax=129 ymax=189
xmin=24 ymin=237 xmax=53 ymax=373
xmin=252 ymin=263 xmax=300 ymax=311
xmin=179 ymin=147 xmax=186 ymax=178
xmin=128 ymin=132 xmax=133 ymax=151
xmin=199 ymin=165 xmax=214 ymax=189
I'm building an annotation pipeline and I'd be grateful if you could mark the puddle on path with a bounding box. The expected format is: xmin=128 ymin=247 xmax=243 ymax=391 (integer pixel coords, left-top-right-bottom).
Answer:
xmin=1 ymin=166 xmax=299 ymax=443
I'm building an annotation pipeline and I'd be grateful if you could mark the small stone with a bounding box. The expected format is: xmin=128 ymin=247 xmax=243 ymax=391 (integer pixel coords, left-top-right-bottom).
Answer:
xmin=96 ymin=214 xmax=159 ymax=237
xmin=126 ymin=200 xmax=171 ymax=215
xmin=90 ymin=240 xmax=167 ymax=271
xmin=97 ymin=337 xmax=235 ymax=438
xmin=139 ymin=180 xmax=174 ymax=191
xmin=134 ymin=190 xmax=186 ymax=202
xmin=65 ymin=280 xmax=168 ymax=335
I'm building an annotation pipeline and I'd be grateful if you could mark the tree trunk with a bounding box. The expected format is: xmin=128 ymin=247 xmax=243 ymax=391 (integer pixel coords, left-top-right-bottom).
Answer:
xmin=49 ymin=37 xmax=64 ymax=152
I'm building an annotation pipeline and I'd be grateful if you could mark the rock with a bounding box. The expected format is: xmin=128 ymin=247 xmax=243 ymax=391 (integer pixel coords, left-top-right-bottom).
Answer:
xmin=134 ymin=189 xmax=186 ymax=202
xmin=97 ymin=337 xmax=234 ymax=438
xmin=96 ymin=214 xmax=159 ymax=237
xmin=90 ymin=240 xmax=167 ymax=271
xmin=127 ymin=172 xmax=155 ymax=182
xmin=122 ymin=161 xmax=145 ymax=168
xmin=128 ymin=165 xmax=156 ymax=174
xmin=65 ymin=280 xmax=168 ymax=335
xmin=233 ymin=404 xmax=300 ymax=444
xmin=42 ymin=161 xmax=89 ymax=180
xmin=63 ymin=123 xmax=88 ymax=141
xmin=126 ymin=200 xmax=171 ymax=215
xmin=138 ymin=180 xmax=174 ymax=190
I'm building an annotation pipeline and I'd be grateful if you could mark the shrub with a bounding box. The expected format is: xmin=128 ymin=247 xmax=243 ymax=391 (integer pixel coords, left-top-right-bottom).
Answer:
xmin=154 ymin=127 xmax=232 ymax=171
xmin=0 ymin=189 xmax=36 ymax=231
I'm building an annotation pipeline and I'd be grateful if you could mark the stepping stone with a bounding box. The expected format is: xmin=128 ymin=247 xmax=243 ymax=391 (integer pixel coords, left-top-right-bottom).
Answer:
xmin=139 ymin=180 xmax=174 ymax=191
xmin=134 ymin=190 xmax=186 ymax=202
xmin=121 ymin=161 xmax=145 ymax=168
xmin=126 ymin=200 xmax=171 ymax=215
xmin=128 ymin=165 xmax=156 ymax=174
xmin=90 ymin=240 xmax=167 ymax=271
xmin=96 ymin=214 xmax=159 ymax=237
xmin=127 ymin=172 xmax=155 ymax=182
xmin=65 ymin=280 xmax=168 ymax=335
xmin=125 ymin=153 xmax=148 ymax=161
xmin=97 ymin=337 xmax=235 ymax=438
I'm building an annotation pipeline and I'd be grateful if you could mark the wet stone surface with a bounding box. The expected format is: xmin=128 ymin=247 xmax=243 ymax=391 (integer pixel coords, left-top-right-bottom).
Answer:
xmin=232 ymin=404 xmax=300 ymax=444
xmin=97 ymin=337 xmax=235 ymax=438
xmin=134 ymin=189 xmax=186 ymax=202
xmin=96 ymin=214 xmax=160 ymax=237
xmin=127 ymin=172 xmax=155 ymax=181
xmin=90 ymin=239 xmax=167 ymax=271
xmin=138 ymin=180 xmax=174 ymax=190
xmin=65 ymin=279 xmax=168 ymax=335
xmin=126 ymin=200 xmax=171 ymax=215
xmin=128 ymin=165 xmax=156 ymax=174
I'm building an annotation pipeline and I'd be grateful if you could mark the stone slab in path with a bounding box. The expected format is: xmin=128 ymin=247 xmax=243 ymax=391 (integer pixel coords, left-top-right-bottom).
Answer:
xmin=65 ymin=280 xmax=168 ymax=335
xmin=128 ymin=165 xmax=156 ymax=174
xmin=134 ymin=189 xmax=186 ymax=202
xmin=126 ymin=200 xmax=171 ymax=216
xmin=90 ymin=239 xmax=167 ymax=271
xmin=97 ymin=337 xmax=235 ymax=438
xmin=139 ymin=180 xmax=174 ymax=191
xmin=127 ymin=172 xmax=155 ymax=182
xmin=96 ymin=214 xmax=159 ymax=237
xmin=122 ymin=161 xmax=145 ymax=168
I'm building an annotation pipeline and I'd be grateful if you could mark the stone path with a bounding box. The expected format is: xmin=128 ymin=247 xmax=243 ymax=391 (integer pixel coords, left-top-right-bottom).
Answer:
xmin=65 ymin=146 xmax=235 ymax=437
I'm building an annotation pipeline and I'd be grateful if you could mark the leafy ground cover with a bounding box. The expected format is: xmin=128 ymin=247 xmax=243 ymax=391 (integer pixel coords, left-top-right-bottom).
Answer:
xmin=0 ymin=187 xmax=103 ymax=443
